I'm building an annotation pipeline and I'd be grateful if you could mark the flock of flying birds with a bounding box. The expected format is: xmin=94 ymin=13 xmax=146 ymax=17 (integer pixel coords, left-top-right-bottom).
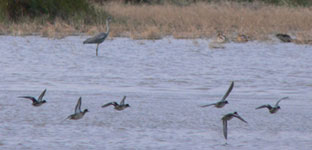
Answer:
xmin=18 ymin=91 xmax=130 ymax=120
xmin=200 ymin=81 xmax=288 ymax=140
xmin=18 ymin=81 xmax=289 ymax=141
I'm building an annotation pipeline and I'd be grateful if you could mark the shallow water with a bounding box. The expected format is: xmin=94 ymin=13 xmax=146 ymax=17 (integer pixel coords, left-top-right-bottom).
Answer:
xmin=0 ymin=36 xmax=311 ymax=149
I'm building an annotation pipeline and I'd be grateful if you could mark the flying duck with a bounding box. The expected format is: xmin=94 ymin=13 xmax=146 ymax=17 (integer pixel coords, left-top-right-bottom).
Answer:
xmin=222 ymin=112 xmax=248 ymax=140
xmin=18 ymin=89 xmax=47 ymax=106
xmin=102 ymin=96 xmax=130 ymax=111
xmin=67 ymin=97 xmax=89 ymax=120
xmin=201 ymin=81 xmax=234 ymax=108
xmin=256 ymin=97 xmax=289 ymax=114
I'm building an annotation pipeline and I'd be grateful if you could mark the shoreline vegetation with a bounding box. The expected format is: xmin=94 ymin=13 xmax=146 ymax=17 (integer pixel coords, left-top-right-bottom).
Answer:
xmin=0 ymin=0 xmax=312 ymax=44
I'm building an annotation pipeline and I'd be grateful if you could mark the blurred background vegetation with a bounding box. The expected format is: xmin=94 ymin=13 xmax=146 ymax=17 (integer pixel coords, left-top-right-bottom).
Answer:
xmin=0 ymin=0 xmax=311 ymax=23
xmin=95 ymin=0 xmax=312 ymax=6
xmin=0 ymin=0 xmax=311 ymax=40
xmin=0 ymin=0 xmax=109 ymax=23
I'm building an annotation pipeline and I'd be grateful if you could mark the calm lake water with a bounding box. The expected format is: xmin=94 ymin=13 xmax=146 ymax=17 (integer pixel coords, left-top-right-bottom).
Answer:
xmin=0 ymin=36 xmax=311 ymax=149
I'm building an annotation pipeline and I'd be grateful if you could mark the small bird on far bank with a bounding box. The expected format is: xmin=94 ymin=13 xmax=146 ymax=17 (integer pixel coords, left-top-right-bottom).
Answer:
xmin=18 ymin=89 xmax=47 ymax=106
xmin=102 ymin=96 xmax=130 ymax=111
xmin=201 ymin=81 xmax=234 ymax=108
xmin=276 ymin=33 xmax=292 ymax=43
xmin=236 ymin=34 xmax=249 ymax=43
xmin=66 ymin=97 xmax=89 ymax=120
xmin=256 ymin=97 xmax=289 ymax=114
xmin=83 ymin=16 xmax=112 ymax=56
xmin=209 ymin=32 xmax=228 ymax=49
xmin=222 ymin=112 xmax=248 ymax=140
xmin=215 ymin=32 xmax=228 ymax=44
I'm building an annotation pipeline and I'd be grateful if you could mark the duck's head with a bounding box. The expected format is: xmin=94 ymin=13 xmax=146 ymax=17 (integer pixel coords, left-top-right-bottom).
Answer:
xmin=224 ymin=101 xmax=229 ymax=104
xmin=42 ymin=100 xmax=47 ymax=103
xmin=125 ymin=104 xmax=130 ymax=107
xmin=277 ymin=106 xmax=281 ymax=109
xmin=83 ymin=109 xmax=89 ymax=113
xmin=233 ymin=112 xmax=238 ymax=115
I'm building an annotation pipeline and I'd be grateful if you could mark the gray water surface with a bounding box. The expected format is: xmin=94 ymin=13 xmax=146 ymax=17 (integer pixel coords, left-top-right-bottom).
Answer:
xmin=0 ymin=36 xmax=311 ymax=149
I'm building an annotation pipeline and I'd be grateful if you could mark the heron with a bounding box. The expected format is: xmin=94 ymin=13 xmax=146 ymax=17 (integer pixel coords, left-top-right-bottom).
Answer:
xmin=83 ymin=16 xmax=112 ymax=56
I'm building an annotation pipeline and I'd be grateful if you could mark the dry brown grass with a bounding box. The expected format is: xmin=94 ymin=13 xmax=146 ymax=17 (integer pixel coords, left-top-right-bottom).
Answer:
xmin=103 ymin=2 xmax=312 ymax=41
xmin=1 ymin=2 xmax=312 ymax=42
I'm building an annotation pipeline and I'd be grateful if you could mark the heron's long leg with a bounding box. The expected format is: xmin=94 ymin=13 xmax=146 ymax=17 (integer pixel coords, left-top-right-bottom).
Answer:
xmin=96 ymin=44 xmax=99 ymax=56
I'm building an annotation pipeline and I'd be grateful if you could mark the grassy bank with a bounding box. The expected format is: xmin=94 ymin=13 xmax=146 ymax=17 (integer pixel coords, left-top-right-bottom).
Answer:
xmin=0 ymin=1 xmax=312 ymax=43
xmin=104 ymin=2 xmax=312 ymax=41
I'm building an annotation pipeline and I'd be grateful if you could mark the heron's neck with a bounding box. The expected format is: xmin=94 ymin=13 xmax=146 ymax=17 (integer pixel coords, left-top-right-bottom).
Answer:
xmin=106 ymin=20 xmax=110 ymax=34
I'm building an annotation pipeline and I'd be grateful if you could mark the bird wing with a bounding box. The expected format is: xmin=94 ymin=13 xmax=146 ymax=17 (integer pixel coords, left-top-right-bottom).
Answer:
xmin=19 ymin=96 xmax=37 ymax=103
xmin=75 ymin=97 xmax=82 ymax=113
xmin=223 ymin=119 xmax=228 ymax=140
xmin=234 ymin=114 xmax=248 ymax=123
xmin=221 ymin=81 xmax=234 ymax=101
xmin=38 ymin=89 xmax=47 ymax=102
xmin=200 ymin=103 xmax=216 ymax=107
xmin=83 ymin=33 xmax=108 ymax=44
xmin=120 ymin=96 xmax=126 ymax=105
xmin=256 ymin=105 xmax=271 ymax=110
xmin=101 ymin=102 xmax=115 ymax=108
xmin=275 ymin=97 xmax=288 ymax=106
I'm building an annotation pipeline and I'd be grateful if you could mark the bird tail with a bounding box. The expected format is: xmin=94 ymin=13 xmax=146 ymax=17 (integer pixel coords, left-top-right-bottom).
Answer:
xmin=61 ymin=116 xmax=70 ymax=123
xmin=83 ymin=38 xmax=94 ymax=44
xmin=200 ymin=103 xmax=215 ymax=107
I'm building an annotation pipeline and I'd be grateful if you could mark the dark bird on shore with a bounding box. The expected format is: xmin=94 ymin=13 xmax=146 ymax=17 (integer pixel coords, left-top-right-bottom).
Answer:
xmin=200 ymin=81 xmax=234 ymax=108
xmin=83 ymin=16 xmax=112 ymax=56
xmin=222 ymin=112 xmax=248 ymax=140
xmin=102 ymin=96 xmax=130 ymax=111
xmin=256 ymin=97 xmax=289 ymax=114
xmin=276 ymin=33 xmax=292 ymax=42
xmin=18 ymin=89 xmax=47 ymax=106
xmin=67 ymin=97 xmax=89 ymax=120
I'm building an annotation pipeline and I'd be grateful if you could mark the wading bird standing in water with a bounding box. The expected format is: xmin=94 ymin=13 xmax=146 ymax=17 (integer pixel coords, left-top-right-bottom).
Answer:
xmin=67 ymin=97 xmax=89 ymax=120
xmin=256 ymin=97 xmax=289 ymax=114
xmin=18 ymin=89 xmax=47 ymax=106
xmin=83 ymin=16 xmax=112 ymax=56
xmin=200 ymin=81 xmax=234 ymax=108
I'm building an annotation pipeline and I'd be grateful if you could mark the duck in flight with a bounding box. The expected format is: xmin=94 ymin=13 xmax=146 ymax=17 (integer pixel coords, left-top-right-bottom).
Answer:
xmin=222 ymin=112 xmax=248 ymax=140
xmin=200 ymin=81 xmax=234 ymax=108
xmin=67 ymin=97 xmax=89 ymax=120
xmin=18 ymin=89 xmax=47 ymax=106
xmin=256 ymin=97 xmax=289 ymax=114
xmin=102 ymin=96 xmax=130 ymax=111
